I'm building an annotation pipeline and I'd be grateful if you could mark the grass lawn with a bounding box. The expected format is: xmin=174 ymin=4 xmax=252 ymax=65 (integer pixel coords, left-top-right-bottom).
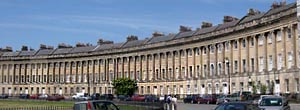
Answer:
xmin=0 ymin=100 xmax=73 ymax=108
xmin=0 ymin=100 xmax=147 ymax=110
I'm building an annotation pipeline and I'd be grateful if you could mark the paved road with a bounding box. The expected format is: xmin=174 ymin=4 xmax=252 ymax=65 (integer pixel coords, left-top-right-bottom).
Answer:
xmin=177 ymin=102 xmax=300 ymax=110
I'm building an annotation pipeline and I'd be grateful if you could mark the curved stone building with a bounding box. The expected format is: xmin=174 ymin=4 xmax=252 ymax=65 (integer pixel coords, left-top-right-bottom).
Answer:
xmin=0 ymin=2 xmax=298 ymax=97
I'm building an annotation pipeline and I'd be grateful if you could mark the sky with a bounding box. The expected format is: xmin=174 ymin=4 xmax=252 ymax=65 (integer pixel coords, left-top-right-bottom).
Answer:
xmin=0 ymin=0 xmax=296 ymax=51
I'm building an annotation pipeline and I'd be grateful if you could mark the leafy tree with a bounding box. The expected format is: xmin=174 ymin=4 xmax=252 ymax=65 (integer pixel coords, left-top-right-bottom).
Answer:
xmin=260 ymin=84 xmax=267 ymax=95
xmin=251 ymin=83 xmax=257 ymax=94
xmin=112 ymin=78 xmax=137 ymax=96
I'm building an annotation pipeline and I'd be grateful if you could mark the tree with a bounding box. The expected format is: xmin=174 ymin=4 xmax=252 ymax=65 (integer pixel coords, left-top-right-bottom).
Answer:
xmin=112 ymin=78 xmax=137 ymax=96
xmin=260 ymin=84 xmax=267 ymax=95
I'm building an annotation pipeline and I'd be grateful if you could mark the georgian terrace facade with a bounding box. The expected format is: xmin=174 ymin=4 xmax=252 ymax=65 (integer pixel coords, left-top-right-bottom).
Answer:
xmin=0 ymin=2 xmax=298 ymax=97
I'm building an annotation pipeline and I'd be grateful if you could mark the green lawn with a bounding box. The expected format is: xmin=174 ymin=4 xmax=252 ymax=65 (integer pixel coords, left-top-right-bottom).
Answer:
xmin=0 ymin=100 xmax=147 ymax=110
xmin=0 ymin=100 xmax=73 ymax=108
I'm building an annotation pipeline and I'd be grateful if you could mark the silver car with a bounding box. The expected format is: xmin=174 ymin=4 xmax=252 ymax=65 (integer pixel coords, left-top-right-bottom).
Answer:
xmin=258 ymin=96 xmax=290 ymax=110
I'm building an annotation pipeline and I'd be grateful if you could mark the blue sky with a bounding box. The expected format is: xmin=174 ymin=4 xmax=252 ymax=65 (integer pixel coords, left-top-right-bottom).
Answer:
xmin=0 ymin=0 xmax=295 ymax=51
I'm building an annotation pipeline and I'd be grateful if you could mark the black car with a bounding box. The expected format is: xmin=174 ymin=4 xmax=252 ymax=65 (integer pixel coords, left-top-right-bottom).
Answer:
xmin=183 ymin=95 xmax=200 ymax=104
xmin=214 ymin=102 xmax=261 ymax=110
xmin=100 ymin=94 xmax=114 ymax=100
xmin=0 ymin=94 xmax=8 ymax=99
xmin=19 ymin=94 xmax=29 ymax=99
xmin=91 ymin=93 xmax=100 ymax=100
xmin=117 ymin=95 xmax=131 ymax=101
xmin=144 ymin=95 xmax=159 ymax=102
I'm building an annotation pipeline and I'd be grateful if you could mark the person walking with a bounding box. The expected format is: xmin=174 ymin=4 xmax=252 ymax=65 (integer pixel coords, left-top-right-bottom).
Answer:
xmin=171 ymin=95 xmax=177 ymax=110
xmin=166 ymin=95 xmax=172 ymax=110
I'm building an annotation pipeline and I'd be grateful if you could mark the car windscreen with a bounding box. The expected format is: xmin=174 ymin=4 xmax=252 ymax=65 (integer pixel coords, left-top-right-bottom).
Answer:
xmin=260 ymin=98 xmax=282 ymax=106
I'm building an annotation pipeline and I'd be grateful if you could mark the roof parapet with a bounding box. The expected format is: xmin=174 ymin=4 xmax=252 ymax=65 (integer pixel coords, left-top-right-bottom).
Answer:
xmin=179 ymin=25 xmax=192 ymax=32
xmin=127 ymin=35 xmax=138 ymax=42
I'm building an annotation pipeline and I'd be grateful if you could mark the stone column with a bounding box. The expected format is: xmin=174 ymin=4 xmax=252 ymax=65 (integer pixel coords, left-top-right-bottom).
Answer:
xmin=178 ymin=51 xmax=182 ymax=79
xmin=254 ymin=35 xmax=259 ymax=73
xmin=272 ymin=31 xmax=278 ymax=70
xmin=263 ymin=33 xmax=268 ymax=72
xmin=291 ymin=25 xmax=298 ymax=68
xmin=246 ymin=37 xmax=250 ymax=73
xmin=282 ymin=27 xmax=287 ymax=69
xmin=192 ymin=48 xmax=196 ymax=78
xmin=152 ymin=54 xmax=156 ymax=80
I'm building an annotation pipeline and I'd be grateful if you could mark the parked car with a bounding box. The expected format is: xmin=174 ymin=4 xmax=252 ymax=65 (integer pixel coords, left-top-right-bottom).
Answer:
xmin=198 ymin=95 xmax=217 ymax=104
xmin=72 ymin=93 xmax=91 ymax=100
xmin=131 ymin=95 xmax=145 ymax=102
xmin=29 ymin=94 xmax=39 ymax=99
xmin=0 ymin=94 xmax=8 ymax=99
xmin=183 ymin=95 xmax=200 ymax=104
xmin=258 ymin=95 xmax=273 ymax=104
xmin=74 ymin=100 xmax=120 ymax=110
xmin=227 ymin=91 xmax=252 ymax=102
xmin=46 ymin=95 xmax=65 ymax=101
xmin=91 ymin=93 xmax=100 ymax=100
xmin=216 ymin=95 xmax=229 ymax=105
xmin=100 ymin=94 xmax=114 ymax=100
xmin=19 ymin=94 xmax=30 ymax=99
xmin=144 ymin=95 xmax=159 ymax=102
xmin=117 ymin=95 xmax=131 ymax=101
xmin=258 ymin=96 xmax=290 ymax=110
xmin=214 ymin=102 xmax=261 ymax=110
xmin=72 ymin=93 xmax=89 ymax=100
xmin=38 ymin=94 xmax=48 ymax=99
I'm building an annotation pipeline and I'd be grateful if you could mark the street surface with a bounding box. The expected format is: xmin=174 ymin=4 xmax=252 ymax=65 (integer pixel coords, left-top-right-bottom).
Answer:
xmin=176 ymin=102 xmax=300 ymax=110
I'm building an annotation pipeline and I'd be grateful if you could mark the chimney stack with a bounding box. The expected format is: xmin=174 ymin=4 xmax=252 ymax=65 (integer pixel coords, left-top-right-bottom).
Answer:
xmin=223 ymin=16 xmax=238 ymax=23
xmin=2 ymin=46 xmax=13 ymax=52
xmin=97 ymin=39 xmax=114 ymax=45
xmin=58 ymin=43 xmax=72 ymax=48
xmin=247 ymin=8 xmax=261 ymax=16
xmin=76 ymin=42 xmax=86 ymax=47
xmin=152 ymin=32 xmax=164 ymax=37
xmin=179 ymin=25 xmax=192 ymax=32
xmin=40 ymin=44 xmax=47 ymax=49
xmin=127 ymin=35 xmax=138 ymax=42
xmin=201 ymin=22 xmax=213 ymax=28
xmin=21 ymin=45 xmax=28 ymax=51
xmin=271 ymin=1 xmax=286 ymax=9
